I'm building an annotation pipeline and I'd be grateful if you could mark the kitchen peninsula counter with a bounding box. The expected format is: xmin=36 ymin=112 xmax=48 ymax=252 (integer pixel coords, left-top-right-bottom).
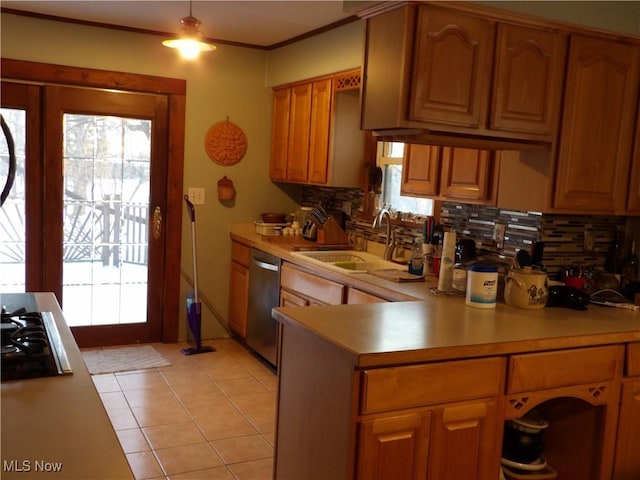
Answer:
xmin=272 ymin=295 xmax=640 ymax=367
xmin=0 ymin=292 xmax=133 ymax=480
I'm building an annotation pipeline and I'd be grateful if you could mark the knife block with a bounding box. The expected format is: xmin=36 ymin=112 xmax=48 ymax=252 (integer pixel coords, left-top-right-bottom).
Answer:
xmin=316 ymin=217 xmax=349 ymax=246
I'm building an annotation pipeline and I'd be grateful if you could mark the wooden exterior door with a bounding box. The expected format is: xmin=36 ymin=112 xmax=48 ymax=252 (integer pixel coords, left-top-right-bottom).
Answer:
xmin=1 ymin=59 xmax=185 ymax=346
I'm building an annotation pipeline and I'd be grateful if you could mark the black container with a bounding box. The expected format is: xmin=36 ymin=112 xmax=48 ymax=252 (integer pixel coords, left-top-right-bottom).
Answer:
xmin=501 ymin=413 xmax=548 ymax=464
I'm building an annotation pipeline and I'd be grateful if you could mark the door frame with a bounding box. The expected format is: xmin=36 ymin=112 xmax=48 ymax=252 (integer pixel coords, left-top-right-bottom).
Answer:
xmin=1 ymin=58 xmax=186 ymax=343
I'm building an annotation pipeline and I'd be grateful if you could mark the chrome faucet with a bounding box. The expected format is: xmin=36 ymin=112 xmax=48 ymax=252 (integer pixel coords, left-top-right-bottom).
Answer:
xmin=372 ymin=208 xmax=396 ymax=261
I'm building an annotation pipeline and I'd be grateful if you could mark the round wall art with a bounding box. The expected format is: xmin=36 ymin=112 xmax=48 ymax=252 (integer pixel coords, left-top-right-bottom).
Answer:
xmin=204 ymin=119 xmax=247 ymax=166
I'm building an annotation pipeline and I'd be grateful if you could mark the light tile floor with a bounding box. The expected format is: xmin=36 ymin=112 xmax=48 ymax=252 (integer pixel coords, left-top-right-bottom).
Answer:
xmin=89 ymin=339 xmax=276 ymax=480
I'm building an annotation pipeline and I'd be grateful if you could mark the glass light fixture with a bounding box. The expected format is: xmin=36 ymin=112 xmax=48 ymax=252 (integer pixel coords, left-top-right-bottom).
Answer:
xmin=163 ymin=0 xmax=216 ymax=59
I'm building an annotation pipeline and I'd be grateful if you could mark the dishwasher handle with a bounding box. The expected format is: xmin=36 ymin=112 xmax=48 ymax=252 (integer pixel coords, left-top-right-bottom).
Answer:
xmin=252 ymin=257 xmax=280 ymax=272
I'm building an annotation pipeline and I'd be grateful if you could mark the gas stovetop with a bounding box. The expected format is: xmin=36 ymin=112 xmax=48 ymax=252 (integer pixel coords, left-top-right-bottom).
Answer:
xmin=1 ymin=307 xmax=72 ymax=381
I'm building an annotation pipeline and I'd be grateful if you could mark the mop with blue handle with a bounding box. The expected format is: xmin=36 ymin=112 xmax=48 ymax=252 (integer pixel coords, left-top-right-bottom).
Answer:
xmin=182 ymin=195 xmax=214 ymax=355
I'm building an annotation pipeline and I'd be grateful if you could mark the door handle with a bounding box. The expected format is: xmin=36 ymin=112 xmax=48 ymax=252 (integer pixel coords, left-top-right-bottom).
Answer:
xmin=152 ymin=206 xmax=162 ymax=240
xmin=252 ymin=258 xmax=279 ymax=272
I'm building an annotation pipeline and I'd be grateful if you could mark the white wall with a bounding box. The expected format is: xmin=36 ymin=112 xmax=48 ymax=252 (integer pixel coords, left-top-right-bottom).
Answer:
xmin=0 ymin=13 xmax=301 ymax=340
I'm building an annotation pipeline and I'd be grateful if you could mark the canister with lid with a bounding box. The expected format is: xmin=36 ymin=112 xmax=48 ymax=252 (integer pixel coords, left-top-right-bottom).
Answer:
xmin=466 ymin=263 xmax=498 ymax=308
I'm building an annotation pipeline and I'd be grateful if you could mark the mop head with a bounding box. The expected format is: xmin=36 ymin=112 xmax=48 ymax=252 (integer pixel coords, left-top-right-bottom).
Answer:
xmin=182 ymin=300 xmax=216 ymax=355
xmin=181 ymin=345 xmax=215 ymax=355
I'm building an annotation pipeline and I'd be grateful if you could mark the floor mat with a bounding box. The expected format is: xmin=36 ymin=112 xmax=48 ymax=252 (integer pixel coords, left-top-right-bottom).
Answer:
xmin=82 ymin=345 xmax=171 ymax=375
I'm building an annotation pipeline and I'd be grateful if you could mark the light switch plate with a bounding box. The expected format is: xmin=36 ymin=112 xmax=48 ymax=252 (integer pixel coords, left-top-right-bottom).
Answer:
xmin=188 ymin=187 xmax=205 ymax=205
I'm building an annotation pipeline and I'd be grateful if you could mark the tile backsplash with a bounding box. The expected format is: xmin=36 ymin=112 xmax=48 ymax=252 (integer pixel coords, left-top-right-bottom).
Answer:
xmin=301 ymin=186 xmax=629 ymax=279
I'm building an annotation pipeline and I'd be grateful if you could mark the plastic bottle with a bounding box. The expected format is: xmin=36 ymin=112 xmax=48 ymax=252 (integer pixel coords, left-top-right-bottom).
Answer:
xmin=408 ymin=237 xmax=424 ymax=276
xmin=466 ymin=264 xmax=498 ymax=308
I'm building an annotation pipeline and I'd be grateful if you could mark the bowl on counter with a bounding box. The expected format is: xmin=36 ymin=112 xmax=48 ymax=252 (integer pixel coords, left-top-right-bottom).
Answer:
xmin=261 ymin=212 xmax=288 ymax=224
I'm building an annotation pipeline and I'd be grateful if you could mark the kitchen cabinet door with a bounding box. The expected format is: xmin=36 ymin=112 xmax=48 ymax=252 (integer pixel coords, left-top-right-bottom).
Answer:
xmin=229 ymin=261 xmax=249 ymax=338
xmin=440 ymin=147 xmax=495 ymax=204
xmin=357 ymin=412 xmax=431 ymax=480
xmin=428 ymin=400 xmax=500 ymax=480
xmin=553 ymin=35 xmax=640 ymax=212
xmin=410 ymin=5 xmax=494 ymax=128
xmin=286 ymin=83 xmax=312 ymax=182
xmin=307 ymin=79 xmax=332 ymax=184
xmin=401 ymin=144 xmax=441 ymax=196
xmin=491 ymin=24 xmax=567 ymax=137
xmin=346 ymin=288 xmax=389 ymax=304
xmin=613 ymin=379 xmax=640 ymax=479
xmin=625 ymin=101 xmax=640 ymax=212
xmin=269 ymin=88 xmax=291 ymax=181
xmin=280 ymin=289 xmax=309 ymax=307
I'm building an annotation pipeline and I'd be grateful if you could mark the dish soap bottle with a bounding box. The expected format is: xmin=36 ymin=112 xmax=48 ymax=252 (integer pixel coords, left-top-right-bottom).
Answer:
xmin=409 ymin=238 xmax=424 ymax=276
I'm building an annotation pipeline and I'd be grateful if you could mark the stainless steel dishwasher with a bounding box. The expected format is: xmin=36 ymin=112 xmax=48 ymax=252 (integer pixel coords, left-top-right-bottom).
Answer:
xmin=246 ymin=248 xmax=281 ymax=368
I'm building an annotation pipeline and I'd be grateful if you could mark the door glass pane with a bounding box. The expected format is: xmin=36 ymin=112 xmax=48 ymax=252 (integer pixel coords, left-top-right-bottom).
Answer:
xmin=0 ymin=109 xmax=26 ymax=292
xmin=62 ymin=114 xmax=151 ymax=327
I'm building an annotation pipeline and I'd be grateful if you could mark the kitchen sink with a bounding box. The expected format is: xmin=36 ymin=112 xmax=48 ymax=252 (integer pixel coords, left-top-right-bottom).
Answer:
xmin=290 ymin=250 xmax=406 ymax=274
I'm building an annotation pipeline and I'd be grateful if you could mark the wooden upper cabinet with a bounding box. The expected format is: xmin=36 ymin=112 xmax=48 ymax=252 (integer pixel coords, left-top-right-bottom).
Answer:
xmin=269 ymin=88 xmax=290 ymax=181
xmin=626 ymin=100 xmax=640 ymax=213
xmin=410 ymin=5 xmax=495 ymax=129
xmin=286 ymin=83 xmax=313 ymax=182
xmin=307 ymin=79 xmax=332 ymax=184
xmin=553 ymin=35 xmax=640 ymax=212
xmin=362 ymin=2 xmax=569 ymax=146
xmin=401 ymin=143 xmax=496 ymax=204
xmin=270 ymin=70 xmax=363 ymax=187
xmin=491 ymin=24 xmax=567 ymax=136
xmin=440 ymin=147 xmax=495 ymax=204
xmin=401 ymin=144 xmax=441 ymax=196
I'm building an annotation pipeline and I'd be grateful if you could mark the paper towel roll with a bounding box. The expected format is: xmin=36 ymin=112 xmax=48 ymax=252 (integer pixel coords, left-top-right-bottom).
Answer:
xmin=437 ymin=231 xmax=456 ymax=291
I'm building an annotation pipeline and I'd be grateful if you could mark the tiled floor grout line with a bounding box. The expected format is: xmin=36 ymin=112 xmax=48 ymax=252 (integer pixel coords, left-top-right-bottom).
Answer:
xmin=91 ymin=340 xmax=276 ymax=480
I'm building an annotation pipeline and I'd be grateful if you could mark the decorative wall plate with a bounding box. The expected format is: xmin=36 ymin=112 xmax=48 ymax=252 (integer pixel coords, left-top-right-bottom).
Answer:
xmin=204 ymin=120 xmax=247 ymax=166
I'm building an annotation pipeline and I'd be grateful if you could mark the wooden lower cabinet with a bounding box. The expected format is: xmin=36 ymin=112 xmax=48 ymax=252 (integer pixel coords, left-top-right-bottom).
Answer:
xmin=280 ymin=262 xmax=344 ymax=306
xmin=428 ymin=400 xmax=500 ymax=480
xmin=613 ymin=379 xmax=640 ymax=479
xmin=228 ymin=242 xmax=250 ymax=338
xmin=357 ymin=411 xmax=431 ymax=479
xmin=280 ymin=289 xmax=309 ymax=307
xmin=613 ymin=343 xmax=640 ymax=479
xmin=346 ymin=288 xmax=388 ymax=304
xmin=275 ymin=317 xmax=506 ymax=479
xmin=357 ymin=399 xmax=499 ymax=480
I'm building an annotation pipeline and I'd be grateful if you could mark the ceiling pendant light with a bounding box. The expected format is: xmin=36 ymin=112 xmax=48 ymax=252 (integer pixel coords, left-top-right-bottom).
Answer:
xmin=163 ymin=0 xmax=216 ymax=59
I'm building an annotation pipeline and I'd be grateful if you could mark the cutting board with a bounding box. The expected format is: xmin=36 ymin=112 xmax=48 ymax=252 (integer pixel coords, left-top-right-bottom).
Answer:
xmin=368 ymin=269 xmax=425 ymax=283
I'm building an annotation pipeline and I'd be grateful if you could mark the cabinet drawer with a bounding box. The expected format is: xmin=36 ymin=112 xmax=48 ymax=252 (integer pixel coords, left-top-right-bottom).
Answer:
xmin=280 ymin=263 xmax=344 ymax=305
xmin=627 ymin=343 xmax=640 ymax=377
xmin=507 ymin=346 xmax=623 ymax=394
xmin=231 ymin=242 xmax=250 ymax=267
xmin=361 ymin=357 xmax=505 ymax=414
xmin=346 ymin=288 xmax=388 ymax=304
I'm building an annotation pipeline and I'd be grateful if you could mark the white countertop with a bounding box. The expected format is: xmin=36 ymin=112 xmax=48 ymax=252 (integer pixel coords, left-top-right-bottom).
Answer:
xmin=230 ymin=224 xmax=640 ymax=368
xmin=1 ymin=292 xmax=133 ymax=480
